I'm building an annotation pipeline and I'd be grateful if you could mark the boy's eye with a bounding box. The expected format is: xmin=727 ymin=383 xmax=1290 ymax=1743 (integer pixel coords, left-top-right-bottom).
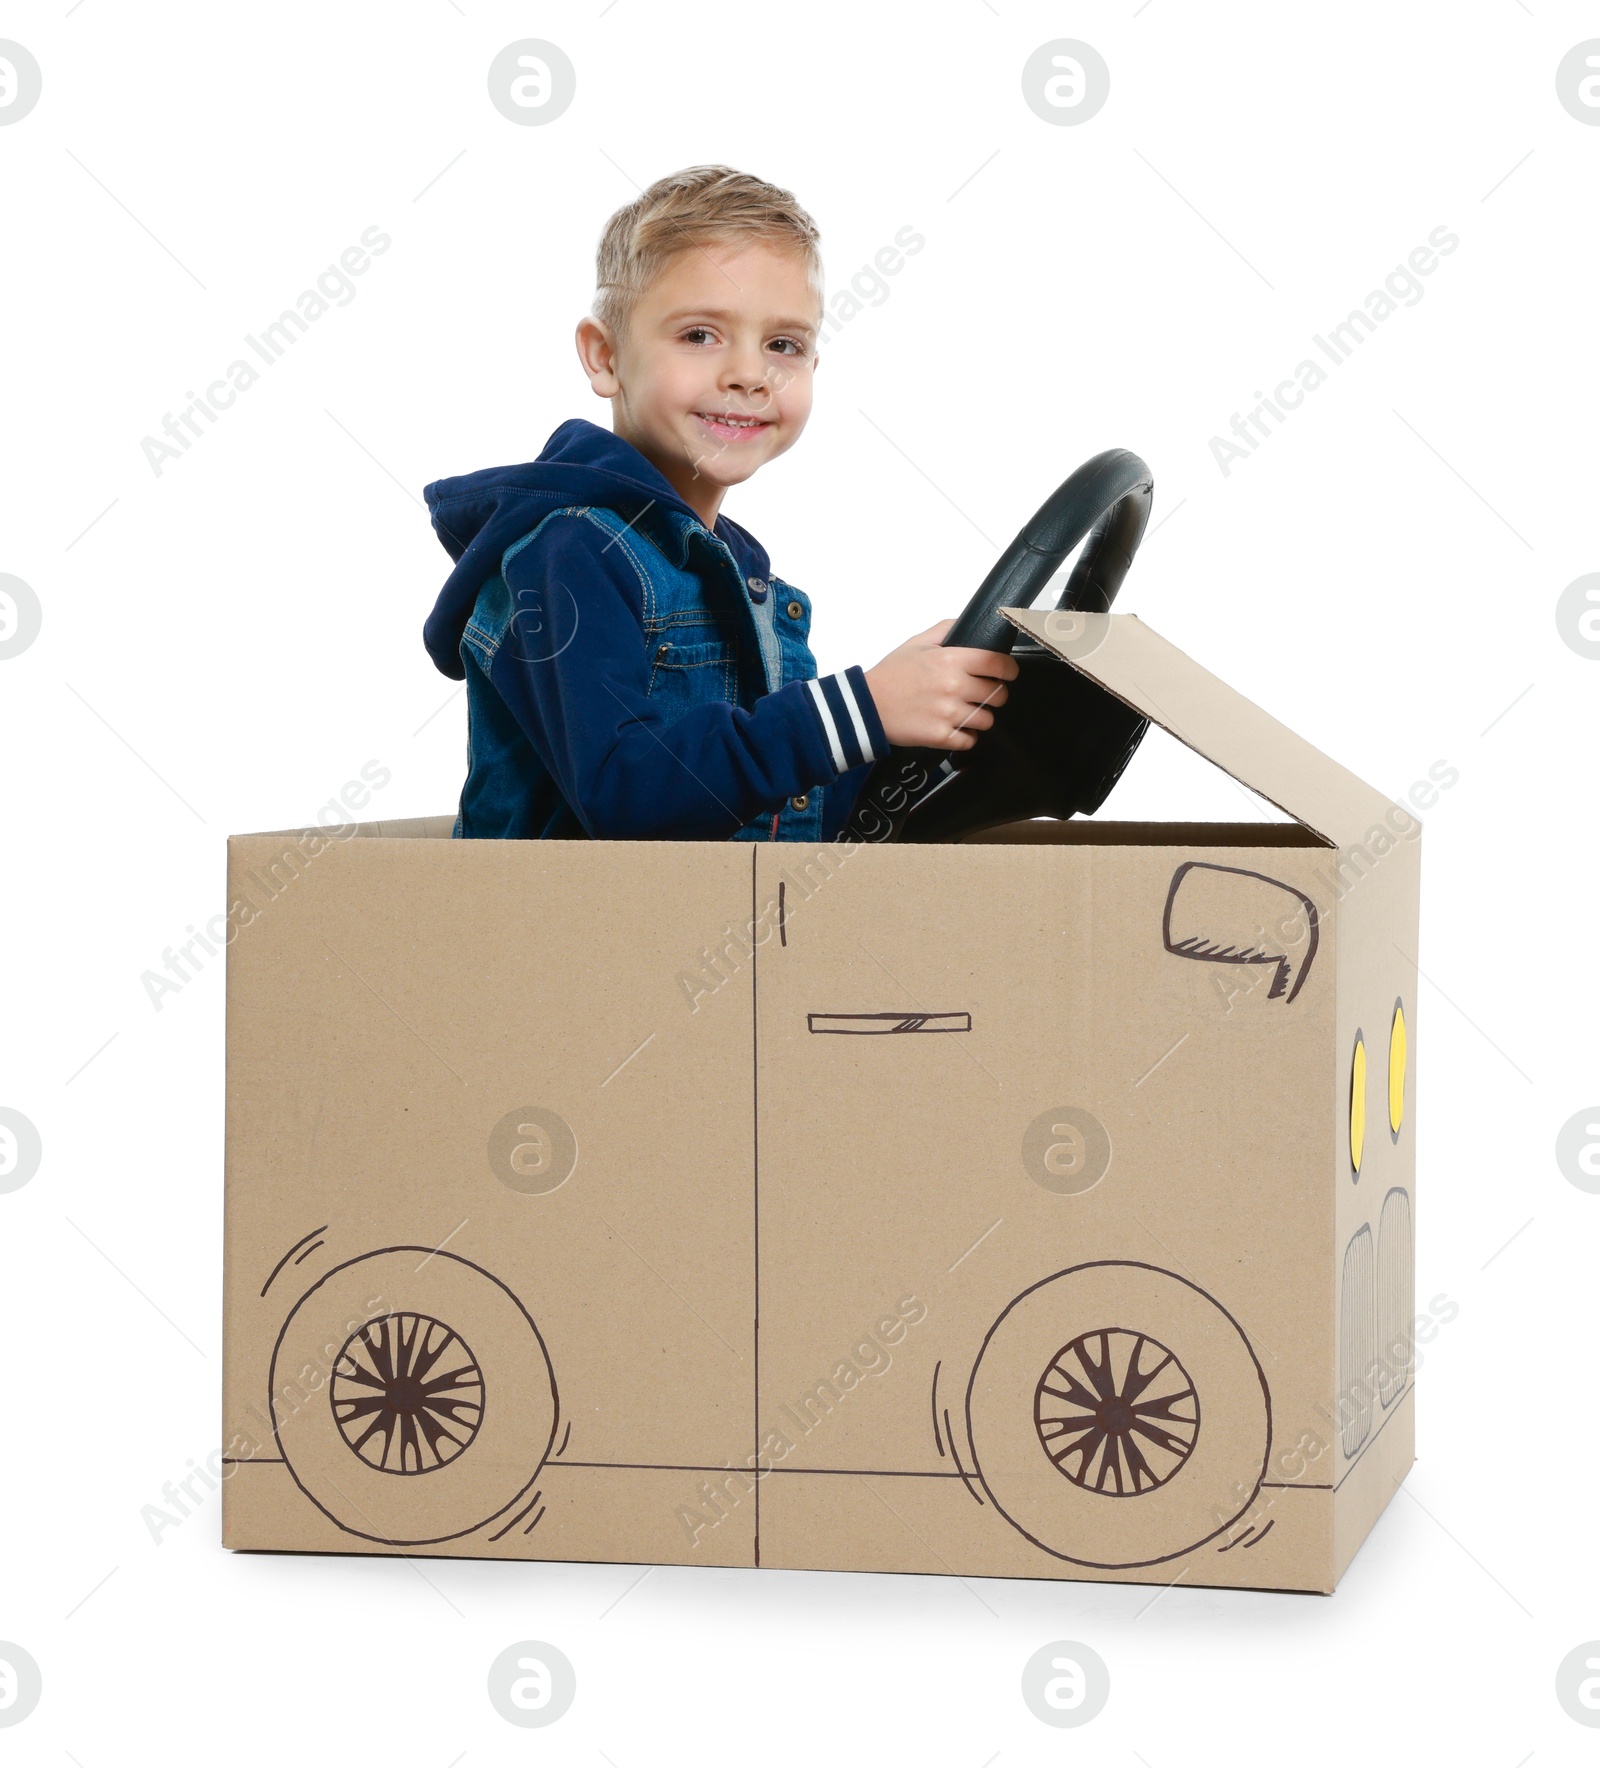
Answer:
xmin=678 ymin=327 xmax=808 ymax=356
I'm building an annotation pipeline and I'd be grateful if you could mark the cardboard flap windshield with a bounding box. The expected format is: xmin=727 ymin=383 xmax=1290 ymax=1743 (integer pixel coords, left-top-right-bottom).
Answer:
xmin=1004 ymin=607 xmax=1397 ymax=848
xmin=223 ymin=625 xmax=1422 ymax=1595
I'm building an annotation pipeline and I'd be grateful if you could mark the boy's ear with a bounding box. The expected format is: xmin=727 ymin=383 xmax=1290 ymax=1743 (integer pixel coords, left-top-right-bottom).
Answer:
xmin=575 ymin=316 xmax=622 ymax=398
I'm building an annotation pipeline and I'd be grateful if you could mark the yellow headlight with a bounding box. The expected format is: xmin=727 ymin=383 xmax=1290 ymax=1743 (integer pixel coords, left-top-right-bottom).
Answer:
xmin=1389 ymin=1000 xmax=1407 ymax=1140
xmin=1350 ymin=1031 xmax=1367 ymax=1178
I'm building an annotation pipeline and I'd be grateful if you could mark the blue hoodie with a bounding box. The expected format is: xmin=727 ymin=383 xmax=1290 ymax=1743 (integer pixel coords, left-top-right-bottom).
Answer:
xmin=423 ymin=419 xmax=888 ymax=842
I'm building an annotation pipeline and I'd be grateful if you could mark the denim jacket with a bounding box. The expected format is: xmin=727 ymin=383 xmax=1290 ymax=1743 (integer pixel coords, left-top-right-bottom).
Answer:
xmin=422 ymin=419 xmax=887 ymax=842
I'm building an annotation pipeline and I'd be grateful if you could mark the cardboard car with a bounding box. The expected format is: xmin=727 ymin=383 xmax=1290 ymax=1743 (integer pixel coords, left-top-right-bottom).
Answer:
xmin=221 ymin=608 xmax=1420 ymax=1593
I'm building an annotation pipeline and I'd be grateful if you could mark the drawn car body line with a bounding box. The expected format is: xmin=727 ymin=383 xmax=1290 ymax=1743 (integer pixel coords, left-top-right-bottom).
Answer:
xmin=260 ymin=1223 xmax=330 ymax=1296
xmin=1376 ymin=1186 xmax=1414 ymax=1412
xmin=1337 ymin=1226 xmax=1376 ymax=1459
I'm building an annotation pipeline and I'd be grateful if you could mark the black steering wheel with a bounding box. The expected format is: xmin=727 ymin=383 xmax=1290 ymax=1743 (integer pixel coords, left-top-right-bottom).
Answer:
xmin=844 ymin=449 xmax=1155 ymax=845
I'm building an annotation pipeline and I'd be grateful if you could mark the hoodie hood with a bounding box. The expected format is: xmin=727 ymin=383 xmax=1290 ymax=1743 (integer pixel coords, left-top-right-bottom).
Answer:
xmin=422 ymin=417 xmax=772 ymax=679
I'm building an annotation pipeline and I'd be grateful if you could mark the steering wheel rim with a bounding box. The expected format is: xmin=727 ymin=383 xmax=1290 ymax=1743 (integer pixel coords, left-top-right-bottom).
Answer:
xmin=945 ymin=448 xmax=1154 ymax=654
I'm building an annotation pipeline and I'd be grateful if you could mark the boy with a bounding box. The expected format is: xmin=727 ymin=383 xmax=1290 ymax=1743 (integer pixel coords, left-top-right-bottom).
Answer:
xmin=422 ymin=164 xmax=1017 ymax=842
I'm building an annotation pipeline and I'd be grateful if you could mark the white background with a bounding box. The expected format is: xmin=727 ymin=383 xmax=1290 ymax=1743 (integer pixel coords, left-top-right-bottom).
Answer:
xmin=2 ymin=1 xmax=1597 ymax=1760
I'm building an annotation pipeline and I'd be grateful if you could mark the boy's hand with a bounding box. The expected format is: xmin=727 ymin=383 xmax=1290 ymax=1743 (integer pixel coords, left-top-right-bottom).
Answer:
xmin=863 ymin=619 xmax=1020 ymax=751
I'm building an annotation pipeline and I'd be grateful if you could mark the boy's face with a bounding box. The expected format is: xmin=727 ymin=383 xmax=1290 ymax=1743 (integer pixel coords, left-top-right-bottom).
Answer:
xmin=578 ymin=239 xmax=820 ymax=519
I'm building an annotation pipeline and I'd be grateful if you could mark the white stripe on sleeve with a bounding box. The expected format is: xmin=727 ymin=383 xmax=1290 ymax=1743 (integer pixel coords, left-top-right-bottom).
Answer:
xmin=838 ymin=672 xmax=877 ymax=764
xmin=805 ymin=677 xmax=848 ymax=772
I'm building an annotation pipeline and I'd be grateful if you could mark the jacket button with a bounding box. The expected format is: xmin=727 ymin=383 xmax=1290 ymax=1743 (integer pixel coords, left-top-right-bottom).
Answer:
xmin=655 ymin=642 xmax=670 ymax=658
xmin=786 ymin=600 xmax=804 ymax=620
xmin=746 ymin=574 xmax=768 ymax=602
xmin=790 ymin=793 xmax=809 ymax=811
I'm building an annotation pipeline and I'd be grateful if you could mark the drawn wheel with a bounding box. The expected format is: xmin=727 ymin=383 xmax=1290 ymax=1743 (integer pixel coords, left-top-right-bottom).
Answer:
xmin=271 ymin=1248 xmax=557 ymax=1545
xmin=967 ymin=1261 xmax=1270 ymax=1569
xmin=331 ymin=1312 xmax=484 ymax=1474
xmin=1034 ymin=1329 xmax=1199 ymax=1496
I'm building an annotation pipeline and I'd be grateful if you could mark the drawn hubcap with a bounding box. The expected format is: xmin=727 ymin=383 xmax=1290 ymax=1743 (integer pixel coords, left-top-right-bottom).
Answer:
xmin=1034 ymin=1328 xmax=1199 ymax=1496
xmin=331 ymin=1312 xmax=485 ymax=1475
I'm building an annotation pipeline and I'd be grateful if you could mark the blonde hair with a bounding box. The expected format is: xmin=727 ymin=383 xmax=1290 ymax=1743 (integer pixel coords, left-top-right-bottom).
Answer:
xmin=592 ymin=164 xmax=824 ymax=341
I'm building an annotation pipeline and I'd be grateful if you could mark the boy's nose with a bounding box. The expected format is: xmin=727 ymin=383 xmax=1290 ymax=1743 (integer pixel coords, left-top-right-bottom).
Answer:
xmin=722 ymin=346 xmax=770 ymax=395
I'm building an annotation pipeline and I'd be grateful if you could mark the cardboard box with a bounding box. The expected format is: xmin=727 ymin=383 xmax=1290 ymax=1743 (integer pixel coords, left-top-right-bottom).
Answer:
xmin=222 ymin=610 xmax=1420 ymax=1593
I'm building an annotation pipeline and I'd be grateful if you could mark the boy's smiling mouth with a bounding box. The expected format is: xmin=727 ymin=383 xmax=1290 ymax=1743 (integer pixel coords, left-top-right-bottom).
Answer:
xmin=694 ymin=410 xmax=773 ymax=441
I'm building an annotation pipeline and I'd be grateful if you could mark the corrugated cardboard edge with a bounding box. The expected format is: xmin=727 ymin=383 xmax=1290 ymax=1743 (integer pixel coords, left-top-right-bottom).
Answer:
xmin=1327 ymin=816 xmax=1422 ymax=1584
xmin=1003 ymin=608 xmax=1409 ymax=851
